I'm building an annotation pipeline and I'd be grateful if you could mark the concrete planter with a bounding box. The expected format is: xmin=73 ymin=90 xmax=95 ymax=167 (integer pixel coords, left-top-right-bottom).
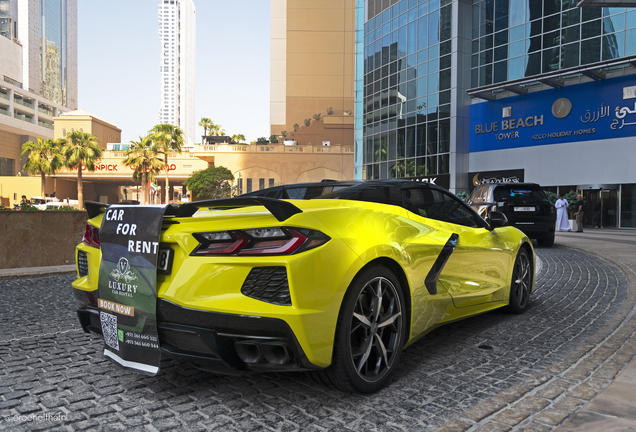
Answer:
xmin=569 ymin=219 xmax=578 ymax=231
xmin=0 ymin=210 xmax=87 ymax=269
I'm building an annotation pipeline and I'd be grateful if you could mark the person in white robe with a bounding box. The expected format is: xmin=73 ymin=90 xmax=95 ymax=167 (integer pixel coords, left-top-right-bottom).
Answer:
xmin=555 ymin=195 xmax=571 ymax=231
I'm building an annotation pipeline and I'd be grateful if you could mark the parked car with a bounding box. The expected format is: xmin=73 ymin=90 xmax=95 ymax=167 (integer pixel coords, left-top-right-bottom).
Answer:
xmin=468 ymin=182 xmax=556 ymax=247
xmin=73 ymin=181 xmax=534 ymax=393
xmin=240 ymin=180 xmax=355 ymax=199
xmin=30 ymin=197 xmax=70 ymax=210
xmin=30 ymin=197 xmax=47 ymax=210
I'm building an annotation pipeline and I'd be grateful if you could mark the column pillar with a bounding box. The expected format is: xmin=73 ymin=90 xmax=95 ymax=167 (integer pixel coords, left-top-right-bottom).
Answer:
xmin=8 ymin=89 xmax=14 ymax=117
xmin=33 ymin=98 xmax=39 ymax=126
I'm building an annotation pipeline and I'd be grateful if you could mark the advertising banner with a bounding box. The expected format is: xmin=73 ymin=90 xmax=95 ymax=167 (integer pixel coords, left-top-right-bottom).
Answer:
xmin=470 ymin=75 xmax=636 ymax=152
xmin=97 ymin=205 xmax=166 ymax=375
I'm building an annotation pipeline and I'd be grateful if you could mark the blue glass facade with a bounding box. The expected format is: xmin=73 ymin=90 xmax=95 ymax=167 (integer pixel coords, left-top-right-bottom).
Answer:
xmin=471 ymin=1 xmax=636 ymax=86
xmin=356 ymin=0 xmax=453 ymax=182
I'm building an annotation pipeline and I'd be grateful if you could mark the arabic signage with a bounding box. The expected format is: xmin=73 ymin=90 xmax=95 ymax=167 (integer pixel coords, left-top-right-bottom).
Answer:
xmin=470 ymin=75 xmax=636 ymax=152
xmin=97 ymin=205 xmax=167 ymax=375
xmin=468 ymin=169 xmax=525 ymax=191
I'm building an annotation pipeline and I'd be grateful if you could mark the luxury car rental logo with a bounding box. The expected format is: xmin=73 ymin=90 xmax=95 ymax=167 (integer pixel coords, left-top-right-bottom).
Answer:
xmin=110 ymin=257 xmax=138 ymax=283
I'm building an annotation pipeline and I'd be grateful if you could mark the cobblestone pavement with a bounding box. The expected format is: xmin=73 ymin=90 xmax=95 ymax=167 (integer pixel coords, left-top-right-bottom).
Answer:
xmin=0 ymin=247 xmax=629 ymax=431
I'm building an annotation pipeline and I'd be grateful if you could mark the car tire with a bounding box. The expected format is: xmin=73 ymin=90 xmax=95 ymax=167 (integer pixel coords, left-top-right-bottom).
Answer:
xmin=537 ymin=235 xmax=554 ymax=247
xmin=313 ymin=265 xmax=406 ymax=393
xmin=507 ymin=248 xmax=532 ymax=314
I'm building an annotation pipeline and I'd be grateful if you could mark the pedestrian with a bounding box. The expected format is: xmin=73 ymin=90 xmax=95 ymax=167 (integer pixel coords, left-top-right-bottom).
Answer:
xmin=20 ymin=195 xmax=28 ymax=205
xmin=574 ymin=194 xmax=584 ymax=232
xmin=555 ymin=194 xmax=571 ymax=231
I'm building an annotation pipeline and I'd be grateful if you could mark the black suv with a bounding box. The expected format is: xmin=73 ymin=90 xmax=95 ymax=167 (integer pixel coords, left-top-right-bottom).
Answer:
xmin=468 ymin=182 xmax=556 ymax=247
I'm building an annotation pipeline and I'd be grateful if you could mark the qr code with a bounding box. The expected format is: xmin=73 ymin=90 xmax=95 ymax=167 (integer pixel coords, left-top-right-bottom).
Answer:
xmin=100 ymin=312 xmax=119 ymax=351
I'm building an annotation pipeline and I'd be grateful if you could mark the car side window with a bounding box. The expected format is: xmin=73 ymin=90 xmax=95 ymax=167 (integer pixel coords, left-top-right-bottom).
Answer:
xmin=403 ymin=188 xmax=479 ymax=227
xmin=286 ymin=188 xmax=307 ymax=199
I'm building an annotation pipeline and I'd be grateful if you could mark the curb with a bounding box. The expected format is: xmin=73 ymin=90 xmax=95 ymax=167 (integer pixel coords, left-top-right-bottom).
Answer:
xmin=0 ymin=266 xmax=76 ymax=281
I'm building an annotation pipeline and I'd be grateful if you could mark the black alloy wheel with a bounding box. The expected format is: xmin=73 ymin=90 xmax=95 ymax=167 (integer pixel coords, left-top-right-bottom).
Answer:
xmin=314 ymin=265 xmax=406 ymax=393
xmin=507 ymin=248 xmax=532 ymax=313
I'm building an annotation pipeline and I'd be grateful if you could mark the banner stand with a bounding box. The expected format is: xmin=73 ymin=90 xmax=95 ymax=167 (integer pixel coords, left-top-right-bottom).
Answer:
xmin=97 ymin=205 xmax=167 ymax=375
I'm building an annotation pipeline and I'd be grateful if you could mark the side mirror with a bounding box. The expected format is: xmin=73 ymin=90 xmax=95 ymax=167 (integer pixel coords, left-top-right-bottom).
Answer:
xmin=486 ymin=211 xmax=508 ymax=230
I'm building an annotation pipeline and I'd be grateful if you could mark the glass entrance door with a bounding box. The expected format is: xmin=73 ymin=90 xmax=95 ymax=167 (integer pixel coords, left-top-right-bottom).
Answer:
xmin=602 ymin=189 xmax=617 ymax=228
xmin=582 ymin=190 xmax=617 ymax=228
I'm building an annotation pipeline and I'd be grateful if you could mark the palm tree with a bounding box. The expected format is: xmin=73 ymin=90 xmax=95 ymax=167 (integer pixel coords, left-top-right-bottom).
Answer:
xmin=211 ymin=123 xmax=221 ymax=136
xmin=231 ymin=134 xmax=246 ymax=144
xmin=20 ymin=138 xmax=64 ymax=198
xmin=198 ymin=117 xmax=213 ymax=136
xmin=61 ymin=131 xmax=102 ymax=210
xmin=122 ymin=135 xmax=165 ymax=205
xmin=151 ymin=124 xmax=184 ymax=203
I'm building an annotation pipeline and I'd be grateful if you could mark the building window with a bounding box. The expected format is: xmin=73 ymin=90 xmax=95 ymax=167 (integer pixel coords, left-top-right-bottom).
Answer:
xmin=237 ymin=178 xmax=243 ymax=195
xmin=259 ymin=178 xmax=265 ymax=190
xmin=62 ymin=128 xmax=66 ymax=136
xmin=269 ymin=178 xmax=275 ymax=188
xmin=247 ymin=178 xmax=252 ymax=193
xmin=0 ymin=157 xmax=15 ymax=176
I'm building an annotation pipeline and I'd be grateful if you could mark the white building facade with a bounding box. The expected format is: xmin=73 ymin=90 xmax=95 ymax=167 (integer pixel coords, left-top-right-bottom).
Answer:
xmin=158 ymin=0 xmax=196 ymax=149
xmin=0 ymin=0 xmax=76 ymax=176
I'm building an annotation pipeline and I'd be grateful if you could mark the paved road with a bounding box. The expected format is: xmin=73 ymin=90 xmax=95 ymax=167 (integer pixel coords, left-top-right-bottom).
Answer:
xmin=0 ymin=247 xmax=627 ymax=431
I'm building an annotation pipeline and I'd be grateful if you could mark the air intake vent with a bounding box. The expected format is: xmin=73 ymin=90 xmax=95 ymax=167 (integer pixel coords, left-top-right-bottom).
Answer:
xmin=78 ymin=250 xmax=89 ymax=277
xmin=241 ymin=267 xmax=291 ymax=306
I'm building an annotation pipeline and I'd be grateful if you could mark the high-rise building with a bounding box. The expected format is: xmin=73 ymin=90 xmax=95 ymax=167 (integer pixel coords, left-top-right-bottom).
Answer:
xmin=356 ymin=0 xmax=636 ymax=228
xmin=270 ymin=0 xmax=356 ymax=148
xmin=158 ymin=0 xmax=196 ymax=149
xmin=0 ymin=0 xmax=77 ymax=177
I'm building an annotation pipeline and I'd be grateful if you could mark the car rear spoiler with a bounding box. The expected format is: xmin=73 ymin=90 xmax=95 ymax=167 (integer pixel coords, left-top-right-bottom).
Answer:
xmin=85 ymin=197 xmax=302 ymax=222
xmin=175 ymin=197 xmax=303 ymax=221
xmin=85 ymin=201 xmax=110 ymax=219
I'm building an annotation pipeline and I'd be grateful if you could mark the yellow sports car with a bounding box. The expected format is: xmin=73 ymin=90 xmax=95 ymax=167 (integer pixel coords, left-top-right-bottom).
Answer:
xmin=72 ymin=181 xmax=534 ymax=393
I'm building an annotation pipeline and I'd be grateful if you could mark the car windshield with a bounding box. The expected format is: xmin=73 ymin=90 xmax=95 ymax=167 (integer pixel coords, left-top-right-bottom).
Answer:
xmin=286 ymin=187 xmax=326 ymax=199
xmin=316 ymin=183 xmax=403 ymax=207
xmin=493 ymin=185 xmax=548 ymax=202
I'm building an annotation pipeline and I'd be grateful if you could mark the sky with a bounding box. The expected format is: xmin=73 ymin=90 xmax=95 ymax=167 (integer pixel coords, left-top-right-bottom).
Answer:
xmin=78 ymin=0 xmax=271 ymax=144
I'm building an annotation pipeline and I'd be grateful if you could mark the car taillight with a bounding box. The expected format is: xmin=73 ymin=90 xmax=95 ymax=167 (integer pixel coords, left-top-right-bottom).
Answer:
xmin=550 ymin=204 xmax=556 ymax=216
xmin=82 ymin=223 xmax=101 ymax=248
xmin=192 ymin=227 xmax=330 ymax=256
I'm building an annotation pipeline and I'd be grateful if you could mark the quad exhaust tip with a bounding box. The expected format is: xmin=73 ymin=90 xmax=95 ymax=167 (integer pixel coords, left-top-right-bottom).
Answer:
xmin=235 ymin=341 xmax=291 ymax=365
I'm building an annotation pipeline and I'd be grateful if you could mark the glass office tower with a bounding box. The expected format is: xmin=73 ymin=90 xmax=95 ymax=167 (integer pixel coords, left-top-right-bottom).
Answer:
xmin=40 ymin=0 xmax=68 ymax=106
xmin=356 ymin=0 xmax=636 ymax=228
xmin=356 ymin=0 xmax=461 ymax=190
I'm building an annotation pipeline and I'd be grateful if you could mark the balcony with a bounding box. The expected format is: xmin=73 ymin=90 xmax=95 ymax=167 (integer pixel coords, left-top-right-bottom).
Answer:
xmin=0 ymin=106 xmax=9 ymax=116
xmin=0 ymin=92 xmax=8 ymax=101
xmin=13 ymin=112 xmax=34 ymax=124
xmin=14 ymin=98 xmax=33 ymax=109
xmin=38 ymin=106 xmax=54 ymax=116
xmin=38 ymin=121 xmax=53 ymax=130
